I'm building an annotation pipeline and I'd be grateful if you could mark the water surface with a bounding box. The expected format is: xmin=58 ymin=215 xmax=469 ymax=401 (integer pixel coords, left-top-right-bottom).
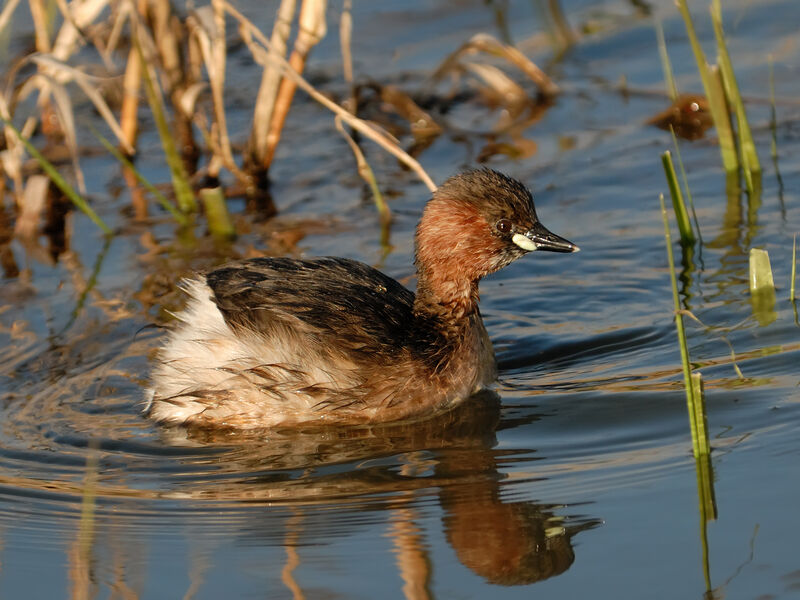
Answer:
xmin=1 ymin=0 xmax=799 ymax=598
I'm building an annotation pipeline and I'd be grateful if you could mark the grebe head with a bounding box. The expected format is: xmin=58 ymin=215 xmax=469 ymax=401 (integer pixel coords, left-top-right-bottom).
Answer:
xmin=414 ymin=170 xmax=578 ymax=297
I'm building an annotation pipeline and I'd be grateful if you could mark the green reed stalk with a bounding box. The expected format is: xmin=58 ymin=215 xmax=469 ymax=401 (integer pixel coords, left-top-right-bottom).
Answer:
xmin=136 ymin=40 xmax=197 ymax=214
xmin=675 ymin=0 xmax=737 ymax=173
xmin=710 ymin=0 xmax=760 ymax=192
xmin=1 ymin=118 xmax=112 ymax=235
xmin=791 ymin=235 xmax=797 ymax=303
xmin=660 ymin=194 xmax=699 ymax=445
xmin=662 ymin=151 xmax=695 ymax=245
xmin=655 ymin=17 xmax=678 ymax=101
xmin=90 ymin=126 xmax=188 ymax=226
xmin=707 ymin=65 xmax=738 ymax=173
xmin=669 ymin=127 xmax=702 ymax=244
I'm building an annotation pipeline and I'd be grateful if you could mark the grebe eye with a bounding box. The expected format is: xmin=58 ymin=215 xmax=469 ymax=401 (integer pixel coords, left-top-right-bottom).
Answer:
xmin=496 ymin=219 xmax=513 ymax=233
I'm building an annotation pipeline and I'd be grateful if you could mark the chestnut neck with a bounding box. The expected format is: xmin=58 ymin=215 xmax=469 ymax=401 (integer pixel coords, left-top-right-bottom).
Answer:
xmin=412 ymin=196 xmax=494 ymax=323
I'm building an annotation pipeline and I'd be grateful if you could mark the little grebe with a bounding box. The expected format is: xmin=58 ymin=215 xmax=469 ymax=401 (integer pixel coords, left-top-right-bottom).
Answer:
xmin=147 ymin=169 xmax=578 ymax=428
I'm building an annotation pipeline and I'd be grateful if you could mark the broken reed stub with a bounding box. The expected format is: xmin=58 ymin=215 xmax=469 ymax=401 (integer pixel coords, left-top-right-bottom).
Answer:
xmin=750 ymin=248 xmax=777 ymax=326
xmin=749 ymin=248 xmax=775 ymax=293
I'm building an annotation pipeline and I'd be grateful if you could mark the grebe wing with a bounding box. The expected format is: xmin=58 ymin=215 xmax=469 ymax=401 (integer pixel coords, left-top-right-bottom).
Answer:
xmin=205 ymin=257 xmax=416 ymax=355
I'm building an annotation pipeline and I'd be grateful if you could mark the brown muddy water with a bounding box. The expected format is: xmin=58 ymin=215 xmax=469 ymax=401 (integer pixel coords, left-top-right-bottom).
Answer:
xmin=1 ymin=0 xmax=800 ymax=598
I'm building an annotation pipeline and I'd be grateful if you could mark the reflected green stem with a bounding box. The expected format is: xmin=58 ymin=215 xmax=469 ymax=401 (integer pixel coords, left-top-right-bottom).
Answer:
xmin=768 ymin=58 xmax=786 ymax=220
xmin=679 ymin=243 xmax=696 ymax=311
xmin=53 ymin=236 xmax=113 ymax=340
xmin=656 ymin=18 xmax=678 ymax=101
xmin=695 ymin=451 xmax=717 ymax=595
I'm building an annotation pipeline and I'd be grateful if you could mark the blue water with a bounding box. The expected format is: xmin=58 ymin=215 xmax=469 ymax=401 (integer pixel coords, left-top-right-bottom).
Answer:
xmin=0 ymin=0 xmax=799 ymax=598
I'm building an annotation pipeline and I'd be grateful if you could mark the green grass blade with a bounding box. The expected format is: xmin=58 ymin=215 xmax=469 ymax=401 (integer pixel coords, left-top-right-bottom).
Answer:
xmin=710 ymin=0 xmax=760 ymax=188
xmin=54 ymin=236 xmax=112 ymax=338
xmin=135 ymin=39 xmax=197 ymax=214
xmin=675 ymin=0 xmax=738 ymax=173
xmin=1 ymin=117 xmax=112 ymax=235
xmin=661 ymin=151 xmax=696 ymax=245
xmin=655 ymin=17 xmax=678 ymax=101
xmin=89 ymin=125 xmax=189 ymax=226
xmin=706 ymin=65 xmax=738 ymax=173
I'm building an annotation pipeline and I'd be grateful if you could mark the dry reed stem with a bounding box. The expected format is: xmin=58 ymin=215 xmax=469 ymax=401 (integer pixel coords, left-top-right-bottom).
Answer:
xmin=19 ymin=0 xmax=113 ymax=186
xmin=436 ymin=33 xmax=559 ymax=97
xmin=147 ymin=0 xmax=182 ymax=88
xmin=20 ymin=71 xmax=87 ymax=194
xmin=0 ymin=96 xmax=24 ymax=194
xmin=2 ymin=117 xmax=112 ymax=234
xmin=9 ymin=0 xmax=108 ymax=152
xmin=261 ymin=0 xmax=328 ymax=171
xmin=335 ymin=0 xmax=388 ymax=228
xmin=15 ymin=174 xmax=49 ymax=239
xmin=101 ymin=0 xmax=132 ymax=67
xmin=119 ymin=45 xmax=142 ymax=153
xmin=249 ymin=0 xmax=297 ymax=164
xmin=340 ymin=0 xmax=353 ymax=85
xmin=0 ymin=0 xmax=24 ymax=38
xmin=50 ymin=0 xmax=107 ymax=63
xmin=227 ymin=2 xmax=437 ymax=192
xmin=464 ymin=62 xmax=528 ymax=105
xmin=31 ymin=55 xmax=135 ymax=156
xmin=188 ymin=2 xmax=245 ymax=182
xmin=28 ymin=0 xmax=53 ymax=53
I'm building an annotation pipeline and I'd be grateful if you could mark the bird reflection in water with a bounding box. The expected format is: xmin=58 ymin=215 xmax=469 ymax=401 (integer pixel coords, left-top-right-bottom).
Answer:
xmin=160 ymin=392 xmax=599 ymax=596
